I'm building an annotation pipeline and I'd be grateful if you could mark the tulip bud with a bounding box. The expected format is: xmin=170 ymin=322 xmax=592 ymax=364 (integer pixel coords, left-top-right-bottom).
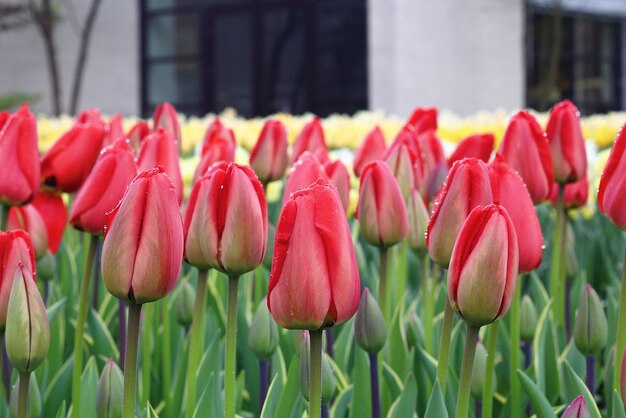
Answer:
xmin=298 ymin=333 xmax=336 ymax=404
xmin=31 ymin=191 xmax=67 ymax=254
xmin=354 ymin=288 xmax=387 ymax=353
xmin=448 ymin=204 xmax=519 ymax=327
xmin=549 ymin=175 xmax=589 ymax=210
xmin=96 ymin=359 xmax=124 ymax=418
xmin=184 ymin=162 xmax=267 ymax=277
xmin=405 ymin=309 xmax=424 ymax=349
xmin=0 ymin=230 xmax=35 ymax=330
xmin=448 ymin=133 xmax=494 ymax=168
xmin=407 ymin=188 xmax=429 ymax=251
xmin=102 ymin=167 xmax=184 ymax=304
xmin=36 ymin=250 xmax=57 ymax=282
xmin=520 ymin=295 xmax=538 ymax=342
xmin=418 ymin=131 xmax=446 ymax=200
xmin=262 ymin=223 xmax=276 ymax=270
xmin=384 ymin=125 xmax=424 ymax=201
xmin=9 ymin=374 xmax=41 ymax=418
xmin=356 ymin=161 xmax=409 ymax=248
xmin=126 ymin=121 xmax=151 ymax=154
xmin=103 ymin=114 xmax=125 ymax=147
xmin=250 ymin=119 xmax=289 ymax=184
xmin=201 ymin=118 xmax=236 ymax=156
xmin=137 ymin=128 xmax=184 ymax=204
xmin=268 ymin=179 xmax=360 ymax=330
xmin=427 ymin=158 xmax=493 ymax=267
xmin=498 ymin=111 xmax=554 ymax=203
xmin=546 ymin=100 xmax=587 ymax=184
xmin=324 ymin=160 xmax=351 ymax=213
xmin=70 ymin=139 xmax=138 ymax=235
xmin=281 ymin=152 xmax=327 ymax=208
xmin=174 ymin=281 xmax=195 ymax=327
xmin=194 ymin=120 xmax=237 ymax=182
xmin=564 ymin=222 xmax=578 ymax=279
xmin=6 ymin=263 xmax=50 ymax=373
xmin=406 ymin=107 xmax=437 ymax=134
xmin=0 ymin=104 xmax=40 ymax=205
xmin=292 ymin=117 xmax=328 ymax=163
xmin=573 ymin=285 xmax=608 ymax=356
xmin=561 ymin=395 xmax=590 ymax=418
xmin=8 ymin=205 xmax=49 ymax=260
xmin=353 ymin=126 xmax=386 ymax=177
xmin=470 ymin=341 xmax=496 ymax=398
xmin=41 ymin=117 xmax=106 ymax=193
xmin=153 ymin=102 xmax=182 ymax=145
xmin=599 ymin=123 xmax=626 ymax=229
xmin=249 ymin=297 xmax=279 ymax=359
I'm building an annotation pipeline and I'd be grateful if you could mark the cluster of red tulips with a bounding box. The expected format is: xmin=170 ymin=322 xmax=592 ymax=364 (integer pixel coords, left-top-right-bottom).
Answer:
xmin=0 ymin=98 xmax=625 ymax=418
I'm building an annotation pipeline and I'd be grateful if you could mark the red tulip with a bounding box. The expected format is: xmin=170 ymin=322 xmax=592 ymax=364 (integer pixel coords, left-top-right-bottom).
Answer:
xmin=194 ymin=121 xmax=236 ymax=182
xmin=407 ymin=188 xmax=429 ymax=251
xmin=201 ymin=118 xmax=236 ymax=155
xmin=126 ymin=121 xmax=151 ymax=153
xmin=384 ymin=125 xmax=424 ymax=200
xmin=448 ymin=204 xmax=518 ymax=327
xmin=498 ymin=111 xmax=553 ymax=203
xmin=489 ymin=154 xmax=543 ymax=272
xmin=41 ymin=116 xmax=106 ymax=193
xmin=427 ymin=158 xmax=493 ymax=267
xmin=281 ymin=152 xmax=327 ymax=207
xmin=184 ymin=162 xmax=267 ymax=276
xmin=101 ymin=167 xmax=183 ymax=304
xmin=153 ymin=102 xmax=181 ymax=145
xmin=546 ymin=100 xmax=587 ymax=183
xmin=70 ymin=140 xmax=138 ymax=234
xmin=406 ymin=107 xmax=437 ymax=134
xmin=292 ymin=117 xmax=329 ymax=163
xmin=0 ymin=111 xmax=10 ymax=130
xmin=549 ymin=174 xmax=588 ymax=210
xmin=249 ymin=119 xmax=289 ymax=184
xmin=324 ymin=160 xmax=351 ymax=213
xmin=356 ymin=161 xmax=408 ymax=247
xmin=561 ymin=396 xmax=590 ymax=418
xmin=268 ymin=178 xmax=360 ymax=329
xmin=137 ymin=128 xmax=183 ymax=204
xmin=448 ymin=133 xmax=494 ymax=168
xmin=8 ymin=205 xmax=48 ymax=260
xmin=418 ymin=131 xmax=446 ymax=201
xmin=103 ymin=114 xmax=125 ymax=147
xmin=0 ymin=230 xmax=35 ymax=329
xmin=31 ymin=191 xmax=67 ymax=254
xmin=599 ymin=124 xmax=626 ymax=228
xmin=353 ymin=126 xmax=386 ymax=177
xmin=76 ymin=108 xmax=105 ymax=127
xmin=0 ymin=104 xmax=40 ymax=205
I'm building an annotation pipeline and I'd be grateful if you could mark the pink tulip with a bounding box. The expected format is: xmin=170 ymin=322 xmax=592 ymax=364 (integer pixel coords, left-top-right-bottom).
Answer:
xmin=250 ymin=119 xmax=289 ymax=184
xmin=292 ymin=117 xmax=329 ymax=163
xmin=353 ymin=126 xmax=386 ymax=177
xmin=137 ymin=128 xmax=184 ymax=204
xmin=546 ymin=100 xmax=587 ymax=184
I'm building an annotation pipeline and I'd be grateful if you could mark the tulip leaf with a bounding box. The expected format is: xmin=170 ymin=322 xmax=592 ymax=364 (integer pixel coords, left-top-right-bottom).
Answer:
xmin=77 ymin=356 xmax=99 ymax=418
xmin=87 ymin=308 xmax=119 ymax=362
xmin=387 ymin=374 xmax=417 ymax=418
xmin=350 ymin=348 xmax=372 ymax=418
xmin=613 ymin=390 xmax=626 ymax=418
xmin=562 ymin=361 xmax=602 ymax=418
xmin=260 ymin=374 xmax=283 ymax=418
xmin=54 ymin=401 xmax=67 ymax=418
xmin=274 ymin=356 xmax=302 ymax=418
xmin=330 ymin=385 xmax=353 ymax=418
xmin=424 ymin=379 xmax=448 ymax=418
xmin=43 ymin=355 xmax=74 ymax=414
xmin=517 ymin=370 xmax=558 ymax=418
xmin=533 ymin=300 xmax=560 ymax=400
xmin=382 ymin=361 xmax=404 ymax=400
xmin=194 ymin=372 xmax=222 ymax=418
xmin=46 ymin=298 xmax=67 ymax=322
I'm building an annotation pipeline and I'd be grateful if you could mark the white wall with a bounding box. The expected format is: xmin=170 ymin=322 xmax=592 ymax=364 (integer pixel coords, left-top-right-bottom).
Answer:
xmin=368 ymin=0 xmax=526 ymax=117
xmin=0 ymin=0 xmax=139 ymax=116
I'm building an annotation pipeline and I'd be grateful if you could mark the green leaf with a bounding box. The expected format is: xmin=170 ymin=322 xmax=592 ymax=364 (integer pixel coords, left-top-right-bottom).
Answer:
xmin=194 ymin=373 xmax=222 ymax=418
xmin=387 ymin=374 xmax=417 ymax=418
xmin=562 ymin=361 xmax=601 ymax=418
xmin=76 ymin=357 xmax=99 ymax=418
xmin=87 ymin=308 xmax=120 ymax=362
xmin=47 ymin=298 xmax=67 ymax=322
xmin=44 ymin=355 xmax=74 ymax=414
xmin=330 ymin=385 xmax=353 ymax=418
xmin=54 ymin=401 xmax=67 ymax=418
xmin=382 ymin=362 xmax=404 ymax=401
xmin=274 ymin=356 xmax=302 ymax=418
xmin=261 ymin=374 xmax=283 ymax=418
xmin=424 ymin=379 xmax=448 ymax=418
xmin=350 ymin=348 xmax=372 ymax=418
xmin=612 ymin=390 xmax=626 ymax=418
xmin=517 ymin=370 xmax=557 ymax=418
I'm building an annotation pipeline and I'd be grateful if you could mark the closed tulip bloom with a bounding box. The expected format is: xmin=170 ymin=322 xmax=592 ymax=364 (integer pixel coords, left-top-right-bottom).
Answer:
xmin=0 ymin=230 xmax=35 ymax=329
xmin=498 ymin=111 xmax=554 ymax=203
xmin=353 ymin=126 xmax=386 ymax=177
xmin=546 ymin=100 xmax=587 ymax=183
xmin=248 ymin=297 xmax=279 ymax=359
xmin=448 ymin=204 xmax=519 ymax=327
xmin=292 ymin=117 xmax=329 ymax=163
xmin=354 ymin=288 xmax=387 ymax=353
xmin=520 ymin=295 xmax=538 ymax=342
xmin=41 ymin=117 xmax=106 ymax=193
xmin=549 ymin=174 xmax=589 ymax=209
xmin=268 ymin=179 xmax=360 ymax=330
xmin=76 ymin=108 xmax=105 ymax=127
xmin=0 ymin=110 xmax=10 ymax=129
xmin=599 ymin=124 xmax=626 ymax=229
xmin=448 ymin=133 xmax=494 ymax=168
xmin=573 ymin=285 xmax=608 ymax=356
xmin=184 ymin=162 xmax=267 ymax=276
xmin=31 ymin=192 xmax=67 ymax=254
xmin=96 ymin=359 xmax=124 ymax=418
xmin=194 ymin=124 xmax=236 ymax=182
xmin=324 ymin=160 xmax=351 ymax=213
xmin=101 ymin=167 xmax=183 ymax=304
xmin=126 ymin=120 xmax=151 ymax=154
xmin=406 ymin=107 xmax=437 ymax=134
xmin=103 ymin=114 xmax=125 ymax=147
xmin=561 ymin=396 xmax=590 ymax=418
xmin=281 ymin=152 xmax=327 ymax=207
xmin=489 ymin=154 xmax=543 ymax=272
xmin=427 ymin=158 xmax=493 ymax=267
xmin=201 ymin=118 xmax=235 ymax=155
xmin=250 ymin=119 xmax=289 ymax=184
xmin=153 ymin=102 xmax=181 ymax=145
xmin=137 ymin=128 xmax=184 ymax=204
xmin=0 ymin=104 xmax=40 ymax=205
xmin=407 ymin=188 xmax=429 ymax=251
xmin=418 ymin=130 xmax=446 ymax=183
xmin=8 ymin=205 xmax=48 ymax=260
xmin=384 ymin=125 xmax=424 ymax=201
xmin=70 ymin=140 xmax=138 ymax=234
xmin=356 ymin=161 xmax=408 ymax=248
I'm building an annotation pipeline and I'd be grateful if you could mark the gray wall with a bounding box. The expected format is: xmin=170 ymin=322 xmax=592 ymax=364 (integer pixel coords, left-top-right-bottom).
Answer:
xmin=0 ymin=0 xmax=139 ymax=115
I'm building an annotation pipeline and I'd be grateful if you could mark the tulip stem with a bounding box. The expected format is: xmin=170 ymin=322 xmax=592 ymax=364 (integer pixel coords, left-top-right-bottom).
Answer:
xmin=119 ymin=300 xmax=127 ymax=371
xmin=369 ymin=353 xmax=381 ymax=418
xmin=141 ymin=303 xmax=152 ymax=407
xmin=71 ymin=234 xmax=98 ymax=418
xmin=123 ymin=302 xmax=142 ymax=418
xmin=456 ymin=325 xmax=480 ymax=418
xmin=0 ymin=205 xmax=8 ymax=230
xmin=482 ymin=321 xmax=499 ymax=418
xmin=509 ymin=277 xmax=522 ymax=418
xmin=550 ymin=185 xmax=566 ymax=327
xmin=378 ymin=247 xmax=390 ymax=322
xmin=309 ymin=330 xmax=323 ymax=418
xmin=614 ymin=245 xmax=626 ymax=393
xmin=185 ymin=269 xmax=208 ymax=418
xmin=259 ymin=359 xmax=269 ymax=414
xmin=225 ymin=276 xmax=240 ymax=418
xmin=586 ymin=355 xmax=595 ymax=392
xmin=437 ymin=298 xmax=454 ymax=390
xmin=16 ymin=372 xmax=29 ymax=418
xmin=422 ymin=254 xmax=433 ymax=353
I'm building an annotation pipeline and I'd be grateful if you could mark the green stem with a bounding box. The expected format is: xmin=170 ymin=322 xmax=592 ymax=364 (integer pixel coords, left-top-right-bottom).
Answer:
xmin=482 ymin=321 xmax=499 ymax=418
xmin=123 ymin=303 xmax=142 ymax=418
xmin=378 ymin=247 xmax=389 ymax=323
xmin=422 ymin=254 xmax=433 ymax=353
xmin=16 ymin=373 xmax=30 ymax=418
xmin=71 ymin=234 xmax=99 ymax=418
xmin=614 ymin=246 xmax=626 ymax=393
xmin=550 ymin=186 xmax=566 ymax=327
xmin=0 ymin=205 xmax=9 ymax=230
xmin=225 ymin=276 xmax=239 ymax=418
xmin=309 ymin=330 xmax=323 ymax=418
xmin=456 ymin=325 xmax=481 ymax=418
xmin=509 ymin=277 xmax=522 ymax=418
xmin=141 ymin=303 xmax=152 ymax=407
xmin=437 ymin=297 xmax=454 ymax=390
xmin=162 ymin=300 xmax=172 ymax=417
xmin=185 ymin=269 xmax=208 ymax=418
